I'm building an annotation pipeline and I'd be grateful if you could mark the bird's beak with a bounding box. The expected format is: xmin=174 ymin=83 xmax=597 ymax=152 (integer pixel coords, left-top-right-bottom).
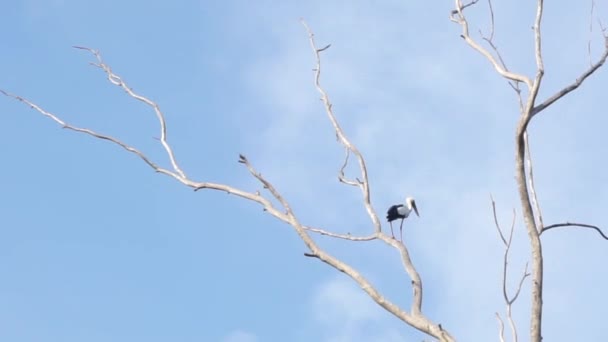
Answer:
xmin=412 ymin=200 xmax=420 ymax=217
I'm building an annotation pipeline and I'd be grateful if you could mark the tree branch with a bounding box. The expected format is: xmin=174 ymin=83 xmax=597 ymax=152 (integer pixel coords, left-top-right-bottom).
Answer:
xmin=455 ymin=0 xmax=608 ymax=340
xmin=72 ymin=46 xmax=187 ymax=179
xmin=496 ymin=313 xmax=507 ymax=342
xmin=338 ymin=149 xmax=359 ymax=186
xmin=301 ymin=20 xmax=383 ymax=235
xmin=541 ymin=222 xmax=608 ymax=239
xmin=3 ymin=28 xmax=456 ymax=341
xmin=450 ymin=0 xmax=532 ymax=87
xmin=531 ymin=33 xmax=608 ymax=117
xmin=478 ymin=0 xmax=525 ymax=111
xmin=302 ymin=225 xmax=377 ymax=241
xmin=492 ymin=197 xmax=530 ymax=342
xmin=301 ymin=20 xmax=453 ymax=341
xmin=512 ymin=2 xmax=544 ymax=341
xmin=0 ymin=89 xmax=182 ymax=181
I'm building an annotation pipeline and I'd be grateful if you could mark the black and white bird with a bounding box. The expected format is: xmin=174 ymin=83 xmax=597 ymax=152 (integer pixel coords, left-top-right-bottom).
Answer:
xmin=386 ymin=197 xmax=419 ymax=240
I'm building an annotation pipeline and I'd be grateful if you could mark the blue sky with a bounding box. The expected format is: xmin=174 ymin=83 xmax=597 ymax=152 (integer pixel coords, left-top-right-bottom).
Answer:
xmin=1 ymin=1 xmax=608 ymax=341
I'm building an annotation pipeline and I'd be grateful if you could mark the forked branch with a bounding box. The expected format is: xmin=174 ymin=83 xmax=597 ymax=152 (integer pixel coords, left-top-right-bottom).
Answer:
xmin=455 ymin=1 xmax=608 ymax=341
xmin=492 ymin=197 xmax=530 ymax=342
xmin=2 ymin=25 xmax=456 ymax=341
xmin=531 ymin=33 xmax=608 ymax=117
xmin=301 ymin=21 xmax=453 ymax=340
xmin=301 ymin=20 xmax=382 ymax=234
xmin=72 ymin=46 xmax=187 ymax=179
xmin=450 ymin=0 xmax=532 ymax=87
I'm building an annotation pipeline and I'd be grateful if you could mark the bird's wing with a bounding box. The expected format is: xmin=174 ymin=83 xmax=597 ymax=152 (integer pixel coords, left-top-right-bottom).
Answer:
xmin=395 ymin=205 xmax=407 ymax=215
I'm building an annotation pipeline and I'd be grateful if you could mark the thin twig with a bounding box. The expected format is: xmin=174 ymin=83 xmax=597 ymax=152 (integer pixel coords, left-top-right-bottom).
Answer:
xmin=508 ymin=263 xmax=531 ymax=342
xmin=491 ymin=197 xmax=530 ymax=342
xmin=338 ymin=149 xmax=359 ymax=186
xmin=301 ymin=20 xmax=383 ymax=235
xmin=531 ymin=33 xmax=608 ymax=118
xmin=491 ymin=195 xmax=507 ymax=245
xmin=510 ymin=263 xmax=531 ymax=305
xmin=303 ymin=225 xmax=377 ymax=241
xmin=0 ymin=90 xmax=180 ymax=180
xmin=588 ymin=0 xmax=596 ymax=66
xmin=72 ymin=46 xmax=186 ymax=179
xmin=450 ymin=0 xmax=532 ymax=87
xmin=0 ymin=92 xmax=300 ymax=234
xmin=486 ymin=0 xmax=495 ymax=41
xmin=541 ymin=222 xmax=608 ymax=239
xmin=478 ymin=0 xmax=524 ymax=108
xmin=496 ymin=313 xmax=507 ymax=342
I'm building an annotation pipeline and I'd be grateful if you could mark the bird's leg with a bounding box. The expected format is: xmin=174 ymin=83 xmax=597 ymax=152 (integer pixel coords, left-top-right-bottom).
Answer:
xmin=399 ymin=219 xmax=405 ymax=241
xmin=389 ymin=222 xmax=395 ymax=239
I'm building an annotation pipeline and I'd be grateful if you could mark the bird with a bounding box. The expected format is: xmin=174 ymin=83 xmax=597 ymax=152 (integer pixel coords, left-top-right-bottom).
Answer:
xmin=386 ymin=197 xmax=420 ymax=241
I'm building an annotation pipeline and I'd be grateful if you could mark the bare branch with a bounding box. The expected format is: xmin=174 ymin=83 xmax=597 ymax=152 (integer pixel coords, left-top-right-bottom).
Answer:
xmin=510 ymin=263 xmax=531 ymax=305
xmin=496 ymin=313 xmax=507 ymax=342
xmin=0 ymin=89 xmax=183 ymax=180
xmin=533 ymin=1 xmax=545 ymax=80
xmin=524 ymin=132 xmax=544 ymax=232
xmin=302 ymin=19 xmax=428 ymax=315
xmin=531 ymin=34 xmax=608 ymax=117
xmin=338 ymin=149 xmax=359 ymax=186
xmin=485 ymin=0 xmax=495 ymax=41
xmin=491 ymin=195 xmax=508 ymax=245
xmin=455 ymin=0 xmax=607 ymax=340
xmin=492 ymin=196 xmax=530 ymax=342
xmin=588 ymin=0 xmax=596 ymax=66
xmin=238 ymin=154 xmax=296 ymax=215
xmin=541 ymin=222 xmax=608 ymax=239
xmin=0 ymin=92 xmax=295 ymax=234
xmin=301 ymin=20 xmax=454 ymax=341
xmin=450 ymin=0 xmax=532 ymax=87
xmin=303 ymin=225 xmax=377 ymax=241
xmin=301 ymin=20 xmax=383 ymax=236
xmin=477 ymin=0 xmax=525 ymax=110
xmin=72 ymin=46 xmax=187 ymax=179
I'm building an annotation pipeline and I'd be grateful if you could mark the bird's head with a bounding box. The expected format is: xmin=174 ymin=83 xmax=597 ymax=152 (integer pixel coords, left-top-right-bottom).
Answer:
xmin=406 ymin=197 xmax=420 ymax=217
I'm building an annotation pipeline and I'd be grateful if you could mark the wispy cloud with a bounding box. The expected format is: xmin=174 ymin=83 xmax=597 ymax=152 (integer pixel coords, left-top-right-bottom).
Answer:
xmin=222 ymin=330 xmax=258 ymax=342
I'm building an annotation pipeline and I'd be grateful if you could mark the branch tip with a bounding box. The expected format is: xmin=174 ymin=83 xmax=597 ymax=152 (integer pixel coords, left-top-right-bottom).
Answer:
xmin=317 ymin=44 xmax=331 ymax=52
xmin=303 ymin=252 xmax=319 ymax=258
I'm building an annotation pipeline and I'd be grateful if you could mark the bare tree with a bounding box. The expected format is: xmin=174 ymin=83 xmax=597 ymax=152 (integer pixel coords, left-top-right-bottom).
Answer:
xmin=452 ymin=0 xmax=608 ymax=341
xmin=2 ymin=2 xmax=608 ymax=342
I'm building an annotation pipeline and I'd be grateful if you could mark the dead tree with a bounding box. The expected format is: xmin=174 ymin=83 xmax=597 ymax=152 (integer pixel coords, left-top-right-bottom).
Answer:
xmin=2 ymin=2 xmax=608 ymax=341
xmin=452 ymin=0 xmax=608 ymax=341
